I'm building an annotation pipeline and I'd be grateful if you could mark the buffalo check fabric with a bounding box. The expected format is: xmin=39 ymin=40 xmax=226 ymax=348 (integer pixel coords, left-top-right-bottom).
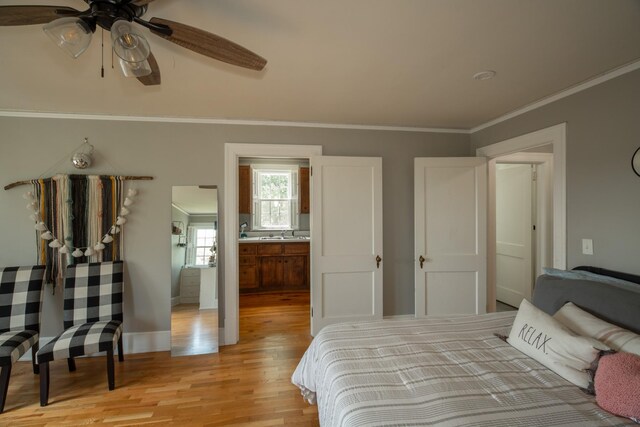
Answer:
xmin=0 ymin=265 xmax=45 ymax=367
xmin=0 ymin=331 xmax=38 ymax=365
xmin=37 ymin=320 xmax=122 ymax=363
xmin=62 ymin=261 xmax=123 ymax=329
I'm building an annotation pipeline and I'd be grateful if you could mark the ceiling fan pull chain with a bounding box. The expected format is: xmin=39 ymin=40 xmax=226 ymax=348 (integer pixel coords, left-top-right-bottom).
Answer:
xmin=100 ymin=28 xmax=104 ymax=78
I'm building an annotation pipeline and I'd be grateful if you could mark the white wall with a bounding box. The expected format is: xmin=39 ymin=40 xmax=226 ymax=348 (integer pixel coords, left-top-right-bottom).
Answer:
xmin=171 ymin=206 xmax=189 ymax=299
xmin=0 ymin=117 xmax=469 ymax=338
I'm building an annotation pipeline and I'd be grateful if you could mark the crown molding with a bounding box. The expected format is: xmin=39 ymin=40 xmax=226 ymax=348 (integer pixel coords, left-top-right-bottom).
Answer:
xmin=0 ymin=110 xmax=469 ymax=134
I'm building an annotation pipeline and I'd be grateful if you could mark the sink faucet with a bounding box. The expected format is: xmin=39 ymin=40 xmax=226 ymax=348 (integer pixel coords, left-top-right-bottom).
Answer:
xmin=291 ymin=229 xmax=295 ymax=237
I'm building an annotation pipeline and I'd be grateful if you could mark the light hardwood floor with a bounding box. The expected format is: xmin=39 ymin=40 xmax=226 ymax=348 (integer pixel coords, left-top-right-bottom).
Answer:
xmin=2 ymin=292 xmax=318 ymax=426
xmin=171 ymin=304 xmax=219 ymax=357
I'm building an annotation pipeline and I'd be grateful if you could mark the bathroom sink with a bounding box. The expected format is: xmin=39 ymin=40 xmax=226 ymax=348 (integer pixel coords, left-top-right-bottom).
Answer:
xmin=259 ymin=236 xmax=284 ymax=240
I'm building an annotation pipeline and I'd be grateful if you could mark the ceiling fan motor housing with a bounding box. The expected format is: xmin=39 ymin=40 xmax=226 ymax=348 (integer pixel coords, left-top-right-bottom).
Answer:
xmin=85 ymin=0 xmax=146 ymax=32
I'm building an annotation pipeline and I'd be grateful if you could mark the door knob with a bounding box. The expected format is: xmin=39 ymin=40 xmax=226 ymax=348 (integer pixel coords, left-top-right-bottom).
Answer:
xmin=376 ymin=255 xmax=382 ymax=268
xmin=419 ymin=255 xmax=426 ymax=269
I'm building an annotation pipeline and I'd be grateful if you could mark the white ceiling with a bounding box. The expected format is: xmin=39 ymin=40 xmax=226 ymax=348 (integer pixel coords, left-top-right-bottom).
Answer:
xmin=172 ymin=186 xmax=218 ymax=215
xmin=0 ymin=0 xmax=639 ymax=129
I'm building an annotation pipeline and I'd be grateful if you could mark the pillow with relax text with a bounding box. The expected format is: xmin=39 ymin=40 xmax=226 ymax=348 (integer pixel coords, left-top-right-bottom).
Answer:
xmin=507 ymin=299 xmax=609 ymax=388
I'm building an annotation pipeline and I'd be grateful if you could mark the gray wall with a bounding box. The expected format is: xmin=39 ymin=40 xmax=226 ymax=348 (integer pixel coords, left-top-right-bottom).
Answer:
xmin=170 ymin=207 xmax=189 ymax=299
xmin=0 ymin=118 xmax=468 ymax=337
xmin=472 ymin=69 xmax=640 ymax=275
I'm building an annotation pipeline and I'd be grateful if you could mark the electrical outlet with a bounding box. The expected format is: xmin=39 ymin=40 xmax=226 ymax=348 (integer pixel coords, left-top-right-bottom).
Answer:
xmin=582 ymin=239 xmax=594 ymax=255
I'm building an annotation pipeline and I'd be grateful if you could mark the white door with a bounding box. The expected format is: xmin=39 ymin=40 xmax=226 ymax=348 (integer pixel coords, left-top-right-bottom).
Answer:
xmin=496 ymin=164 xmax=534 ymax=307
xmin=415 ymin=158 xmax=487 ymax=317
xmin=310 ymin=156 xmax=383 ymax=335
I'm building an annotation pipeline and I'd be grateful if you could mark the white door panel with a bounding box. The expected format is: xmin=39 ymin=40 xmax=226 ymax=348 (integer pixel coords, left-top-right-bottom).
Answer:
xmin=496 ymin=164 xmax=533 ymax=307
xmin=311 ymin=156 xmax=383 ymax=335
xmin=415 ymin=157 xmax=487 ymax=317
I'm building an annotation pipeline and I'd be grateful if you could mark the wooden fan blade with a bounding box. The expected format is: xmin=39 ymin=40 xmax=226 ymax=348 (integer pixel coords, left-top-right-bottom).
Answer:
xmin=137 ymin=52 xmax=161 ymax=86
xmin=149 ymin=17 xmax=267 ymax=71
xmin=0 ymin=6 xmax=81 ymax=26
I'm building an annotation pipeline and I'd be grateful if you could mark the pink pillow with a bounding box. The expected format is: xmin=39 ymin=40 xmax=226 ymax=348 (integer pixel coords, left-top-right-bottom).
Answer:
xmin=595 ymin=352 xmax=640 ymax=422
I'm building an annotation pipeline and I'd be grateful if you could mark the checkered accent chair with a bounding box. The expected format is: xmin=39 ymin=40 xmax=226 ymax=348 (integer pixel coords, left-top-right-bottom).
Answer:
xmin=37 ymin=261 xmax=124 ymax=406
xmin=0 ymin=265 xmax=45 ymax=413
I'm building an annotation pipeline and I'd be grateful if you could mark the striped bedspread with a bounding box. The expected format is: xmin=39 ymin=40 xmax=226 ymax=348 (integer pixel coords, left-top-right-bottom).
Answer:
xmin=292 ymin=312 xmax=632 ymax=426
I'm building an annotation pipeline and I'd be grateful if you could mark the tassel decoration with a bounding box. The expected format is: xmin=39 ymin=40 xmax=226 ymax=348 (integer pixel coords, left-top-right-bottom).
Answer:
xmin=26 ymin=201 xmax=38 ymax=210
xmin=84 ymin=248 xmax=95 ymax=256
xmin=29 ymin=213 xmax=39 ymax=221
xmin=35 ymin=222 xmax=47 ymax=231
xmin=127 ymin=188 xmax=138 ymax=197
xmin=123 ymin=197 xmax=134 ymax=207
xmin=110 ymin=225 xmax=120 ymax=234
xmin=102 ymin=235 xmax=114 ymax=243
xmin=49 ymin=239 xmax=62 ymax=248
xmin=22 ymin=191 xmax=35 ymax=200
xmin=116 ymin=216 xmax=127 ymax=225
xmin=72 ymin=248 xmax=84 ymax=257
xmin=119 ymin=207 xmax=130 ymax=216
xmin=41 ymin=231 xmax=53 ymax=240
xmin=94 ymin=242 xmax=106 ymax=251
xmin=59 ymin=245 xmax=69 ymax=254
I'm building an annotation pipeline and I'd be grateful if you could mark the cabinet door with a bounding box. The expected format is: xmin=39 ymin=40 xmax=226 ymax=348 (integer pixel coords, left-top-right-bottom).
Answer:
xmin=260 ymin=257 xmax=283 ymax=290
xmin=300 ymin=167 xmax=310 ymax=214
xmin=283 ymin=255 xmax=307 ymax=289
xmin=239 ymin=165 xmax=251 ymax=214
xmin=239 ymin=265 xmax=258 ymax=290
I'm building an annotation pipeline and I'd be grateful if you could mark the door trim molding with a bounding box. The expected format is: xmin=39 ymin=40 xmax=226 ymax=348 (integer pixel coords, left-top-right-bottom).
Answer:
xmin=476 ymin=123 xmax=566 ymax=312
xmin=224 ymin=143 xmax=322 ymax=345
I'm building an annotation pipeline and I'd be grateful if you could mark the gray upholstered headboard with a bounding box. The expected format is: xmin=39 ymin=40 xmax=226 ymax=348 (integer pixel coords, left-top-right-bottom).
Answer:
xmin=532 ymin=271 xmax=640 ymax=334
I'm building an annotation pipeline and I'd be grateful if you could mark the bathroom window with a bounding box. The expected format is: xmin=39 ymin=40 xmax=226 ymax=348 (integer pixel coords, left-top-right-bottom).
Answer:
xmin=187 ymin=224 xmax=216 ymax=265
xmin=252 ymin=165 xmax=299 ymax=230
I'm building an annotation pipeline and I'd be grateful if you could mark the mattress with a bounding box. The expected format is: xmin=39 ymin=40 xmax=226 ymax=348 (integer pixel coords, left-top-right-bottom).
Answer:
xmin=292 ymin=312 xmax=632 ymax=426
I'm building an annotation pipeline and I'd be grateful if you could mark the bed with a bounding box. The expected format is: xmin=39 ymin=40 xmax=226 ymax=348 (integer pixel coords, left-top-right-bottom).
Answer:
xmin=292 ymin=268 xmax=640 ymax=426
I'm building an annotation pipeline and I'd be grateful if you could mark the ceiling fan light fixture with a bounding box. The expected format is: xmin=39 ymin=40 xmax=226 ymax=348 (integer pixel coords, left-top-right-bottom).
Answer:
xmin=118 ymin=57 xmax=152 ymax=77
xmin=43 ymin=17 xmax=92 ymax=59
xmin=111 ymin=19 xmax=150 ymax=64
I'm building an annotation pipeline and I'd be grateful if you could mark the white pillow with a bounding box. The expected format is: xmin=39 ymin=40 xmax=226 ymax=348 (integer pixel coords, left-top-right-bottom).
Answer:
xmin=507 ymin=299 xmax=609 ymax=388
xmin=554 ymin=302 xmax=640 ymax=356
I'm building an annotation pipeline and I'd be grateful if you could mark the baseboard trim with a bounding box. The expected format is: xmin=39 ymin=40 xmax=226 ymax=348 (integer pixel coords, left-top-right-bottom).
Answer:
xmin=20 ymin=330 xmax=171 ymax=361
xmin=171 ymin=296 xmax=180 ymax=307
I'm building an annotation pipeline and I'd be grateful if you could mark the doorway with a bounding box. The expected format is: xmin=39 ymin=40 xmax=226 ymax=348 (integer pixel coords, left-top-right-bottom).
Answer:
xmin=224 ymin=144 xmax=323 ymax=345
xmin=171 ymin=185 xmax=219 ymax=356
xmin=476 ymin=123 xmax=566 ymax=312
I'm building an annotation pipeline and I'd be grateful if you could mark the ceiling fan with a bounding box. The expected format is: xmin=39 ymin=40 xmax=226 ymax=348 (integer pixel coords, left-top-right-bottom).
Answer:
xmin=0 ymin=1 xmax=267 ymax=86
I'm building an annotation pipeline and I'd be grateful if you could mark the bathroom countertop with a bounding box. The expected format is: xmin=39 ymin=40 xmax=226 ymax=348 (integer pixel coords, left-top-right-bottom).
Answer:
xmin=238 ymin=236 xmax=310 ymax=243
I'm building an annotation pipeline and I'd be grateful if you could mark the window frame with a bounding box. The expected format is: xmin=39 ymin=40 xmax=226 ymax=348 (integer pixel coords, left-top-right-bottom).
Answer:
xmin=251 ymin=164 xmax=299 ymax=230
xmin=187 ymin=223 xmax=217 ymax=266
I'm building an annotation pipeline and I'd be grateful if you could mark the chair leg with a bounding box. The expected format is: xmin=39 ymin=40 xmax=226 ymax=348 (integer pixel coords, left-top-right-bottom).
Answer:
xmin=39 ymin=362 xmax=49 ymax=407
xmin=32 ymin=342 xmax=39 ymax=375
xmin=67 ymin=357 xmax=76 ymax=372
xmin=118 ymin=336 xmax=124 ymax=362
xmin=106 ymin=349 xmax=115 ymax=391
xmin=0 ymin=365 xmax=12 ymax=413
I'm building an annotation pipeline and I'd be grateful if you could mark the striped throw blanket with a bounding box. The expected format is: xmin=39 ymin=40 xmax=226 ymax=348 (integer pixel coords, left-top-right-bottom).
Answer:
xmin=292 ymin=312 xmax=632 ymax=426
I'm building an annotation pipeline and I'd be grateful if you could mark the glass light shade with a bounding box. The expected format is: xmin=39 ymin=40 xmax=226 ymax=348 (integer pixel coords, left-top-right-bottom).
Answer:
xmin=118 ymin=58 xmax=152 ymax=77
xmin=111 ymin=20 xmax=150 ymax=63
xmin=43 ymin=17 xmax=92 ymax=59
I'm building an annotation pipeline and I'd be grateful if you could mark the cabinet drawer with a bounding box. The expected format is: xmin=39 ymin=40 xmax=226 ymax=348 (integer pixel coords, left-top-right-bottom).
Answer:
xmin=181 ymin=276 xmax=200 ymax=287
xmin=284 ymin=242 xmax=310 ymax=254
xmin=239 ymin=255 xmax=256 ymax=266
xmin=182 ymin=268 xmax=200 ymax=277
xmin=181 ymin=285 xmax=200 ymax=297
xmin=258 ymin=243 xmax=283 ymax=255
xmin=239 ymin=244 xmax=257 ymax=255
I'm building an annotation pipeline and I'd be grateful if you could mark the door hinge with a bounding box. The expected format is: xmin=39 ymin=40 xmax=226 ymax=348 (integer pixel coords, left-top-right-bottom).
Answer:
xmin=533 ymin=225 xmax=536 ymax=231
xmin=310 ymin=166 xmax=313 ymax=176
xmin=532 ymin=170 xmax=537 ymax=181
xmin=311 ymin=307 xmax=314 ymax=316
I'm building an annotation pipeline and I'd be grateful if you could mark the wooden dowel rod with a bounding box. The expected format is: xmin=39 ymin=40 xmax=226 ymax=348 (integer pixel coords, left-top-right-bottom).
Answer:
xmin=4 ymin=176 xmax=154 ymax=191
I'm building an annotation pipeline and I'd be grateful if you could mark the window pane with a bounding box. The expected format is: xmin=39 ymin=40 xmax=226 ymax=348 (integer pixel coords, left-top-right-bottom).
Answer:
xmin=259 ymin=172 xmax=290 ymax=199
xmin=260 ymin=200 xmax=291 ymax=228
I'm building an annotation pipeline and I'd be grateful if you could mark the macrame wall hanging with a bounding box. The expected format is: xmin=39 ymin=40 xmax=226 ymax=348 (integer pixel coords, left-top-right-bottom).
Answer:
xmin=4 ymin=139 xmax=153 ymax=287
